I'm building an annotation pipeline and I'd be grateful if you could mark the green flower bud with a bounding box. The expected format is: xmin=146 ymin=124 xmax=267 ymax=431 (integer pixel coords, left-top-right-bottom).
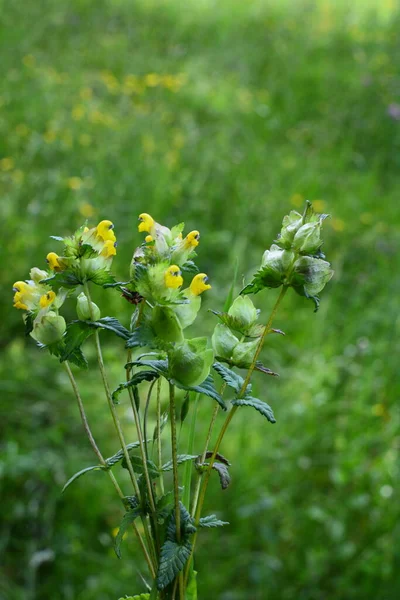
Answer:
xmin=292 ymin=222 xmax=322 ymax=255
xmin=168 ymin=338 xmax=214 ymax=387
xmin=291 ymin=256 xmax=334 ymax=297
xmin=278 ymin=211 xmax=303 ymax=248
xmin=260 ymin=245 xmax=295 ymax=287
xmin=31 ymin=311 xmax=66 ymax=345
xmin=231 ymin=338 xmax=259 ymax=368
xmin=228 ymin=295 xmax=258 ymax=330
xmin=211 ymin=324 xmax=239 ymax=360
xmin=29 ymin=267 xmax=49 ymax=284
xmin=152 ymin=305 xmax=184 ymax=343
xmin=76 ymin=292 xmax=101 ymax=321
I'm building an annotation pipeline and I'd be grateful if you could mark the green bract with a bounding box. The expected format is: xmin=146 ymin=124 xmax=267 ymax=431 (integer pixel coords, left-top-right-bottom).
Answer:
xmin=152 ymin=305 xmax=184 ymax=343
xmin=212 ymin=324 xmax=239 ymax=361
xmin=168 ymin=338 xmax=214 ymax=386
xmin=228 ymin=295 xmax=258 ymax=330
xmin=31 ymin=311 xmax=66 ymax=346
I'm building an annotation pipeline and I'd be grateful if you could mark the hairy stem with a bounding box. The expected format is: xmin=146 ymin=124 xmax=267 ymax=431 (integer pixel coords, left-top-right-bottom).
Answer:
xmin=63 ymin=360 xmax=155 ymax=578
xmin=168 ymin=383 xmax=184 ymax=600
xmin=156 ymin=377 xmax=165 ymax=496
xmin=182 ymin=393 xmax=199 ymax=511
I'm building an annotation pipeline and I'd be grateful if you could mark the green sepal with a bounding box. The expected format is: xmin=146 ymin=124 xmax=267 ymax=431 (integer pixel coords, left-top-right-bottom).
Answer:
xmin=168 ymin=338 xmax=213 ymax=387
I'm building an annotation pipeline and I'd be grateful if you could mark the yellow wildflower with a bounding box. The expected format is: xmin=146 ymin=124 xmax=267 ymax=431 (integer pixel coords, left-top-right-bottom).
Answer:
xmin=96 ymin=220 xmax=116 ymax=243
xmin=46 ymin=252 xmax=62 ymax=272
xmin=79 ymin=202 xmax=95 ymax=218
xmin=72 ymin=105 xmax=85 ymax=121
xmin=67 ymin=177 xmax=83 ymax=191
xmin=0 ymin=157 xmax=15 ymax=171
xmin=39 ymin=291 xmax=56 ymax=308
xmin=100 ymin=240 xmax=117 ymax=257
xmin=189 ymin=273 xmax=211 ymax=296
xmin=164 ymin=265 xmax=183 ymax=289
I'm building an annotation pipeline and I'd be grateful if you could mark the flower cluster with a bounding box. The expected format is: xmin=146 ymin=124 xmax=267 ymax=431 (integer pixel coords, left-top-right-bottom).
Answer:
xmin=127 ymin=213 xmax=213 ymax=386
xmin=241 ymin=202 xmax=333 ymax=310
xmin=12 ymin=219 xmax=117 ymax=351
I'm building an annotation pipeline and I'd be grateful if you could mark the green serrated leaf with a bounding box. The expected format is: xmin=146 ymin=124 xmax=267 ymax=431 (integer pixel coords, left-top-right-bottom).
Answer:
xmin=180 ymin=260 xmax=199 ymax=274
xmin=60 ymin=321 xmax=94 ymax=362
xmin=41 ymin=270 xmax=83 ymax=289
xmin=161 ymin=455 xmax=198 ymax=472
xmin=121 ymin=454 xmax=160 ymax=479
xmin=157 ymin=502 xmax=195 ymax=590
xmin=126 ymin=323 xmax=156 ymax=349
xmin=105 ymin=441 xmax=145 ymax=468
xmin=172 ymin=375 xmax=227 ymax=411
xmin=212 ymin=362 xmax=244 ymax=393
xmin=114 ymin=507 xmax=142 ymax=559
xmin=62 ymin=465 xmax=105 ymax=493
xmin=67 ymin=346 xmax=88 ymax=369
xmin=231 ymin=396 xmax=276 ymax=423
xmin=90 ymin=269 xmax=116 ymax=286
xmin=199 ymin=515 xmax=229 ymax=528
xmin=126 ymin=359 xmax=169 ymax=378
xmin=112 ymin=371 xmax=160 ymax=404
xmin=156 ymin=539 xmax=192 ymax=590
xmin=89 ymin=317 xmax=131 ymax=339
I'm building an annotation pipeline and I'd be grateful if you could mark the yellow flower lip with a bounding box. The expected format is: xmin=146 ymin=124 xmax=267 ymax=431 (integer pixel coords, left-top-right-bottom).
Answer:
xmin=39 ymin=291 xmax=56 ymax=308
xmin=190 ymin=273 xmax=211 ymax=295
xmin=186 ymin=230 xmax=200 ymax=247
xmin=138 ymin=213 xmax=155 ymax=233
xmin=165 ymin=265 xmax=183 ymax=289
xmin=46 ymin=252 xmax=61 ymax=271
xmin=96 ymin=220 xmax=116 ymax=242
xmin=101 ymin=239 xmax=117 ymax=257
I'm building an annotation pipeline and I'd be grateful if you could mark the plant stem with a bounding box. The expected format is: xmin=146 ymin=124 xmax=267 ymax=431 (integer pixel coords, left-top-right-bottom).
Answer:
xmin=182 ymin=393 xmax=199 ymax=510
xmin=83 ymin=282 xmax=157 ymax=567
xmin=156 ymin=377 xmax=165 ymax=496
xmin=190 ymin=402 xmax=219 ymax=518
xmin=184 ymin=285 xmax=288 ymax=584
xmin=63 ymin=360 xmax=156 ymax=578
xmin=144 ymin=379 xmax=157 ymax=461
xmin=168 ymin=383 xmax=184 ymax=600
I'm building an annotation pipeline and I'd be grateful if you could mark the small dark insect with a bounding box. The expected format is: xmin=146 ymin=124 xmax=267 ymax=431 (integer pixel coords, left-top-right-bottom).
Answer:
xmin=121 ymin=288 xmax=143 ymax=305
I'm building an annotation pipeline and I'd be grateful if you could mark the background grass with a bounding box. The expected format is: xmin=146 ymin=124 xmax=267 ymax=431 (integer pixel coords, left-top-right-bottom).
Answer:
xmin=1 ymin=1 xmax=399 ymax=599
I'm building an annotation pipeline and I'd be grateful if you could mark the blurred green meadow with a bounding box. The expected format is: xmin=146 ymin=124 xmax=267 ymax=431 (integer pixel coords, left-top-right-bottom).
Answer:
xmin=1 ymin=0 xmax=400 ymax=598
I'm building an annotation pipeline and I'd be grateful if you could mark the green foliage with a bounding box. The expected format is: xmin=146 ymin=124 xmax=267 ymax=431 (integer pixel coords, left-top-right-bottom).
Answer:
xmin=212 ymin=462 xmax=231 ymax=490
xmin=61 ymin=465 xmax=106 ymax=494
xmin=212 ymin=361 xmax=244 ymax=393
xmin=4 ymin=2 xmax=400 ymax=599
xmin=112 ymin=371 xmax=160 ymax=404
xmin=161 ymin=455 xmax=198 ymax=472
xmin=117 ymin=595 xmax=150 ymax=600
xmin=231 ymin=396 xmax=276 ymax=424
xmin=114 ymin=507 xmax=143 ymax=559
xmin=157 ymin=503 xmax=195 ymax=590
xmin=199 ymin=515 xmax=229 ymax=528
